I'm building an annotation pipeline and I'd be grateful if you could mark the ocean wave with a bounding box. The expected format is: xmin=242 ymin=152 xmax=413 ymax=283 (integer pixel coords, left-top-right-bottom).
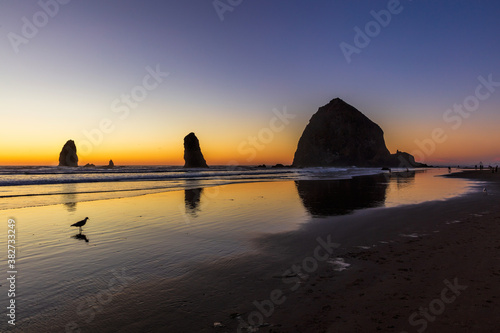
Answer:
xmin=0 ymin=166 xmax=388 ymax=187
xmin=0 ymin=167 xmax=296 ymax=186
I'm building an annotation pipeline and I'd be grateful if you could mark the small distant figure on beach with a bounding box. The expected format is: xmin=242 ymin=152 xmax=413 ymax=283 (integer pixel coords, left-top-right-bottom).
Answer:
xmin=448 ymin=167 xmax=451 ymax=173
xmin=479 ymin=162 xmax=484 ymax=170
xmin=475 ymin=165 xmax=477 ymax=170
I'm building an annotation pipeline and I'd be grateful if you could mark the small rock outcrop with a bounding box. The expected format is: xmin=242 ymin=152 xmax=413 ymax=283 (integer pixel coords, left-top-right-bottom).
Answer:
xmin=292 ymin=98 xmax=424 ymax=168
xmin=272 ymin=164 xmax=287 ymax=168
xmin=108 ymin=159 xmax=115 ymax=168
xmin=183 ymin=133 xmax=209 ymax=168
xmin=58 ymin=140 xmax=78 ymax=167
xmin=392 ymin=151 xmax=426 ymax=168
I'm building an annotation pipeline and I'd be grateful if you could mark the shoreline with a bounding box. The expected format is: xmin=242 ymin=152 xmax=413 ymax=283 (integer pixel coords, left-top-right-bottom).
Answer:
xmin=0 ymin=167 xmax=457 ymax=213
xmin=14 ymin=170 xmax=498 ymax=332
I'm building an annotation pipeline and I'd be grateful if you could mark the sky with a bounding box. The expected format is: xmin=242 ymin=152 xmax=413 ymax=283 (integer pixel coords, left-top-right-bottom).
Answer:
xmin=1 ymin=0 xmax=499 ymax=166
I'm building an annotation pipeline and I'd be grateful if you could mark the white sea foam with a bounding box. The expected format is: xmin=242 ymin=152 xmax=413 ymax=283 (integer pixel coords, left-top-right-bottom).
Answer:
xmin=400 ymin=233 xmax=420 ymax=238
xmin=328 ymin=257 xmax=351 ymax=271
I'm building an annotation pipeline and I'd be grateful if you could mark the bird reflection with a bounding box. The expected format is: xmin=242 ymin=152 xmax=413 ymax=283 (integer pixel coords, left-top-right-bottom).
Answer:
xmin=72 ymin=232 xmax=89 ymax=243
xmin=295 ymin=174 xmax=390 ymax=217
xmin=184 ymin=188 xmax=203 ymax=217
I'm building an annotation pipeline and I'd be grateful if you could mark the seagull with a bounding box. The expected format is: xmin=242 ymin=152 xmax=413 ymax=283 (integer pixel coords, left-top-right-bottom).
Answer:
xmin=71 ymin=217 xmax=89 ymax=230
xmin=483 ymin=188 xmax=488 ymax=194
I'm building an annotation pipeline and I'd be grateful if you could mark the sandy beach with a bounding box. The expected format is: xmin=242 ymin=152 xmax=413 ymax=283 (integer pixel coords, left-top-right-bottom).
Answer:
xmin=8 ymin=169 xmax=497 ymax=333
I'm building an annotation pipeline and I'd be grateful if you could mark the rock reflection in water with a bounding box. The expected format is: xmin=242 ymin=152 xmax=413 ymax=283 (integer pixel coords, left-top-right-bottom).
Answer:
xmin=62 ymin=183 xmax=77 ymax=212
xmin=295 ymin=174 xmax=390 ymax=217
xmin=184 ymin=188 xmax=204 ymax=217
xmin=392 ymin=170 xmax=416 ymax=190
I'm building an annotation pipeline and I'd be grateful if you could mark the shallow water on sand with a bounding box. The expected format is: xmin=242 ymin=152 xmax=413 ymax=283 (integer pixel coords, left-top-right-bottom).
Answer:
xmin=0 ymin=168 xmax=479 ymax=329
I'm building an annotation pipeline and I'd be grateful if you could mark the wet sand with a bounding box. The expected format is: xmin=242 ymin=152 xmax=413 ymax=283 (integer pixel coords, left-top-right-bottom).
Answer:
xmin=12 ymin=170 xmax=500 ymax=332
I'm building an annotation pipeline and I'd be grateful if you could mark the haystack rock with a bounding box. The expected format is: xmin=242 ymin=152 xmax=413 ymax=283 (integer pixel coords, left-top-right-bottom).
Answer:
xmin=292 ymin=98 xmax=424 ymax=168
xmin=108 ymin=159 xmax=115 ymax=168
xmin=183 ymin=132 xmax=209 ymax=168
xmin=58 ymin=140 xmax=78 ymax=167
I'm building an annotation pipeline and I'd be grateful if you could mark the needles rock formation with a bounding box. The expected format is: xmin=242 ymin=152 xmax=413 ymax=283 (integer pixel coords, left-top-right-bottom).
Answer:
xmin=183 ymin=132 xmax=209 ymax=168
xmin=58 ymin=140 xmax=78 ymax=167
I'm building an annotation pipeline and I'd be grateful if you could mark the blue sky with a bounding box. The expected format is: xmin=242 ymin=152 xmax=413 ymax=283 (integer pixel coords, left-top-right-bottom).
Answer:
xmin=1 ymin=0 xmax=499 ymax=165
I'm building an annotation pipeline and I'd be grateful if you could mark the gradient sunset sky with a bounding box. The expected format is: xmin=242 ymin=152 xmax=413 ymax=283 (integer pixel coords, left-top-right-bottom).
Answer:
xmin=1 ymin=0 xmax=499 ymax=166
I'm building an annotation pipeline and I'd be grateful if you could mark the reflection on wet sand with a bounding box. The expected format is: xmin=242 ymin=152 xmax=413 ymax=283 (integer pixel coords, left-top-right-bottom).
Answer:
xmin=62 ymin=183 xmax=77 ymax=212
xmin=295 ymin=174 xmax=392 ymax=217
xmin=392 ymin=170 xmax=416 ymax=190
xmin=184 ymin=188 xmax=203 ymax=217
xmin=71 ymin=232 xmax=89 ymax=243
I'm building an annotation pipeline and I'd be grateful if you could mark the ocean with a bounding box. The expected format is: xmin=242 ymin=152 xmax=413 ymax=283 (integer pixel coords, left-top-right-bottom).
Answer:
xmin=0 ymin=165 xmax=391 ymax=211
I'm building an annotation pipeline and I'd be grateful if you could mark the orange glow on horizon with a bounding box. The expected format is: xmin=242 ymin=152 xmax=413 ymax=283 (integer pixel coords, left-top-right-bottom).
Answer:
xmin=0 ymin=123 xmax=498 ymax=166
xmin=0 ymin=142 xmax=296 ymax=166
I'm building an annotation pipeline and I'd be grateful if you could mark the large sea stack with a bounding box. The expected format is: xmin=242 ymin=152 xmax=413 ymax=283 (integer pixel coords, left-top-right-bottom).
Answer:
xmin=58 ymin=140 xmax=78 ymax=167
xmin=183 ymin=132 xmax=209 ymax=168
xmin=292 ymin=98 xmax=424 ymax=168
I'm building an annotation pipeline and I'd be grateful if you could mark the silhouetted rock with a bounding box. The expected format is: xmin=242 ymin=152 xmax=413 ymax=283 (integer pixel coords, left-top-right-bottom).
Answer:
xmin=293 ymin=98 xmax=424 ymax=167
xmin=271 ymin=163 xmax=287 ymax=168
xmin=390 ymin=151 xmax=427 ymax=168
xmin=108 ymin=159 xmax=115 ymax=168
xmin=183 ymin=132 xmax=209 ymax=168
xmin=58 ymin=140 xmax=78 ymax=167
xmin=83 ymin=163 xmax=95 ymax=168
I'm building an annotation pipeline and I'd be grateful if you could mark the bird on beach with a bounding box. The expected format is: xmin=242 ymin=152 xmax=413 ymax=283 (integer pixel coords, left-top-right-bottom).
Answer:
xmin=71 ymin=217 xmax=89 ymax=230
